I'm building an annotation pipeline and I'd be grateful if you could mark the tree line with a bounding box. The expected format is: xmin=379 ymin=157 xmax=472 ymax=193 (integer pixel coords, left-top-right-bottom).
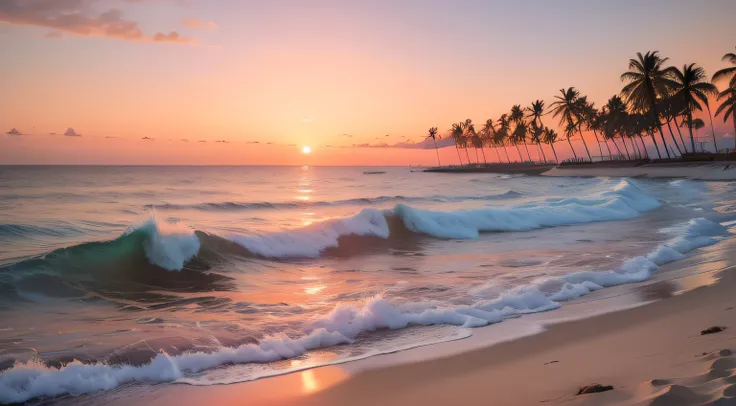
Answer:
xmin=427 ymin=49 xmax=736 ymax=166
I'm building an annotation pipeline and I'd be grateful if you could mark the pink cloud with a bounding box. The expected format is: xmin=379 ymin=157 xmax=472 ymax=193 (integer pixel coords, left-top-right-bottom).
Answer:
xmin=182 ymin=19 xmax=217 ymax=29
xmin=0 ymin=0 xmax=194 ymax=43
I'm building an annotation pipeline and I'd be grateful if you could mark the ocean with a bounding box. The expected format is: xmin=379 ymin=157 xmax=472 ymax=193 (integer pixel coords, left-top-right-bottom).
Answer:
xmin=0 ymin=165 xmax=735 ymax=404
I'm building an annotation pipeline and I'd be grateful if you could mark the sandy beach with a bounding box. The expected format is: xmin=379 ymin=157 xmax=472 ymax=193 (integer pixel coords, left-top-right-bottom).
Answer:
xmin=424 ymin=161 xmax=736 ymax=180
xmin=543 ymin=162 xmax=736 ymax=181
xmin=82 ymin=231 xmax=736 ymax=406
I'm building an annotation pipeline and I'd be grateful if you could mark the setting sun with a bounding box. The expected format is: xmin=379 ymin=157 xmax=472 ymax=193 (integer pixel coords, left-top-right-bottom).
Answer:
xmin=302 ymin=146 xmax=311 ymax=154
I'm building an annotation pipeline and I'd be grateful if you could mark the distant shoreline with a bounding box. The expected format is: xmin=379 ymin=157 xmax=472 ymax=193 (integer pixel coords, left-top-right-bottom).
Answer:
xmin=424 ymin=160 xmax=736 ymax=180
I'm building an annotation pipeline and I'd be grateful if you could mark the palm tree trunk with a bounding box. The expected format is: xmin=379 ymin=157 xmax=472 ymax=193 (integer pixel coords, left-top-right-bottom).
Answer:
xmin=733 ymin=89 xmax=736 ymax=145
xmin=480 ymin=147 xmax=487 ymax=164
xmin=687 ymin=112 xmax=696 ymax=153
xmin=621 ymin=137 xmax=631 ymax=159
xmin=493 ymin=146 xmax=502 ymax=163
xmin=474 ymin=148 xmax=479 ymax=163
xmin=523 ymin=141 xmax=532 ymax=162
xmin=454 ymin=144 xmax=463 ymax=167
xmin=432 ymin=139 xmax=441 ymax=167
xmin=657 ymin=128 xmax=671 ymax=159
xmin=673 ymin=116 xmax=688 ymax=153
xmin=632 ymin=138 xmax=642 ymax=159
xmin=597 ymin=130 xmax=612 ymax=159
xmin=577 ymin=128 xmax=593 ymax=161
xmin=592 ymin=130 xmax=604 ymax=158
xmin=665 ymin=119 xmax=683 ymax=155
xmin=537 ymin=144 xmax=547 ymax=163
xmin=611 ymin=137 xmax=624 ymax=159
xmin=647 ymin=88 xmax=670 ymax=159
xmin=465 ymin=147 xmax=471 ymax=164
xmin=637 ymin=135 xmax=649 ymax=159
xmin=647 ymin=130 xmax=663 ymax=159
xmin=567 ymin=138 xmax=578 ymax=160
xmin=514 ymin=144 xmax=523 ymax=162
xmin=549 ymin=142 xmax=559 ymax=163
xmin=502 ymin=146 xmax=511 ymax=163
xmin=706 ymin=104 xmax=718 ymax=153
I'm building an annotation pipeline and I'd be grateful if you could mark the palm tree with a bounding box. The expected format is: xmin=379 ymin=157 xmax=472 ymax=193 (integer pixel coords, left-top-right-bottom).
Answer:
xmin=495 ymin=115 xmax=513 ymax=163
xmin=660 ymin=95 xmax=689 ymax=152
xmin=625 ymin=113 xmax=652 ymax=159
xmin=564 ymin=121 xmax=579 ymax=160
xmin=469 ymin=122 xmax=487 ymax=164
xmin=579 ymin=99 xmax=606 ymax=159
xmin=529 ymin=121 xmax=547 ymax=162
xmin=449 ymin=122 xmax=465 ymax=166
xmin=715 ymin=85 xmax=736 ymax=147
xmin=482 ymin=118 xmax=503 ymax=163
xmin=510 ymin=105 xmax=532 ymax=162
xmin=427 ymin=127 xmax=441 ymax=167
xmin=527 ymin=100 xmax=548 ymax=162
xmin=602 ymin=95 xmax=629 ymax=159
xmin=669 ymin=63 xmax=718 ymax=153
xmin=620 ymin=51 xmax=677 ymax=159
xmin=550 ymin=87 xmax=593 ymax=161
xmin=461 ymin=119 xmax=473 ymax=164
xmin=713 ymin=47 xmax=736 ymax=146
xmin=542 ymin=127 xmax=559 ymax=163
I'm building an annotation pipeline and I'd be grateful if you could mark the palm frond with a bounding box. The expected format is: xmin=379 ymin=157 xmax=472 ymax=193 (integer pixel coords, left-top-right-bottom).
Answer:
xmin=713 ymin=67 xmax=736 ymax=83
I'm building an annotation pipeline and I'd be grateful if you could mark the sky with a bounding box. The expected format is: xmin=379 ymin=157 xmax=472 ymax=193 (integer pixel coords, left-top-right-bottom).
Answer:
xmin=1 ymin=0 xmax=735 ymax=165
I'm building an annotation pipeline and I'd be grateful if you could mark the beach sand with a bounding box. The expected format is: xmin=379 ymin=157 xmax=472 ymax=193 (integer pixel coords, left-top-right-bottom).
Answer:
xmin=110 ymin=236 xmax=736 ymax=406
xmin=543 ymin=162 xmax=736 ymax=181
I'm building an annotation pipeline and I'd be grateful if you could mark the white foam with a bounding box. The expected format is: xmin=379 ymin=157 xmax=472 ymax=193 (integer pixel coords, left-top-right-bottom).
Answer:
xmin=393 ymin=180 xmax=661 ymax=239
xmin=133 ymin=218 xmax=200 ymax=271
xmin=0 ymin=329 xmax=351 ymax=404
xmin=648 ymin=218 xmax=728 ymax=265
xmin=224 ymin=180 xmax=660 ymax=256
xmin=228 ymin=208 xmax=389 ymax=258
xmin=1 ymin=217 xmax=729 ymax=403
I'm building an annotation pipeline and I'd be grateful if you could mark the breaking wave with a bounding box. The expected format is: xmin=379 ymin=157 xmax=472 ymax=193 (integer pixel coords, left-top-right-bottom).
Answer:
xmin=226 ymin=179 xmax=661 ymax=256
xmin=0 ymin=180 xmax=664 ymax=299
xmin=0 ymin=215 xmax=730 ymax=403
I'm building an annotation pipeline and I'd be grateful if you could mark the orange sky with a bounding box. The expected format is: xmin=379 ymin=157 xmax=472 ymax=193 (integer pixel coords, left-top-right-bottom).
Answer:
xmin=1 ymin=0 xmax=735 ymax=165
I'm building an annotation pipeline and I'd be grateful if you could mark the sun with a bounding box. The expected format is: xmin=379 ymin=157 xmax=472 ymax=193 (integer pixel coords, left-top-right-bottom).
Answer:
xmin=301 ymin=146 xmax=311 ymax=154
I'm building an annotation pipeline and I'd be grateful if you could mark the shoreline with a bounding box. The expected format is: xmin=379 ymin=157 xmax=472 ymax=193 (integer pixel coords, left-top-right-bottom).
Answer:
xmin=424 ymin=161 xmax=736 ymax=180
xmin=96 ymin=235 xmax=736 ymax=406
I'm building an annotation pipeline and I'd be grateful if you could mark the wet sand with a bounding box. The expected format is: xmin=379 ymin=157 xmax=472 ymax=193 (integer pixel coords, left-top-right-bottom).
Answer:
xmin=105 ymin=237 xmax=736 ymax=406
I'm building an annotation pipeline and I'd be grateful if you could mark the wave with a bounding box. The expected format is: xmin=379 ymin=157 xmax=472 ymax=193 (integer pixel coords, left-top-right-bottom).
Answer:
xmin=1 ymin=216 xmax=730 ymax=403
xmin=226 ymin=179 xmax=661 ymax=256
xmin=0 ymin=180 xmax=661 ymax=281
xmin=152 ymin=191 xmax=522 ymax=211
xmin=0 ymin=217 xmax=233 ymax=301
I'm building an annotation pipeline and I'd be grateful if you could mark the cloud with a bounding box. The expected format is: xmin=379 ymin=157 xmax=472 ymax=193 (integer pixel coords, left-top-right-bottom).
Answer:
xmin=0 ymin=0 xmax=194 ymax=43
xmin=300 ymin=117 xmax=314 ymax=123
xmin=44 ymin=30 xmax=63 ymax=38
xmin=182 ymin=18 xmax=217 ymax=29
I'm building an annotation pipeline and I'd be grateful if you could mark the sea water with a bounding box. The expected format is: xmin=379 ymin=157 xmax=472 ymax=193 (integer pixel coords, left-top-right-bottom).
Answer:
xmin=0 ymin=166 xmax=734 ymax=403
